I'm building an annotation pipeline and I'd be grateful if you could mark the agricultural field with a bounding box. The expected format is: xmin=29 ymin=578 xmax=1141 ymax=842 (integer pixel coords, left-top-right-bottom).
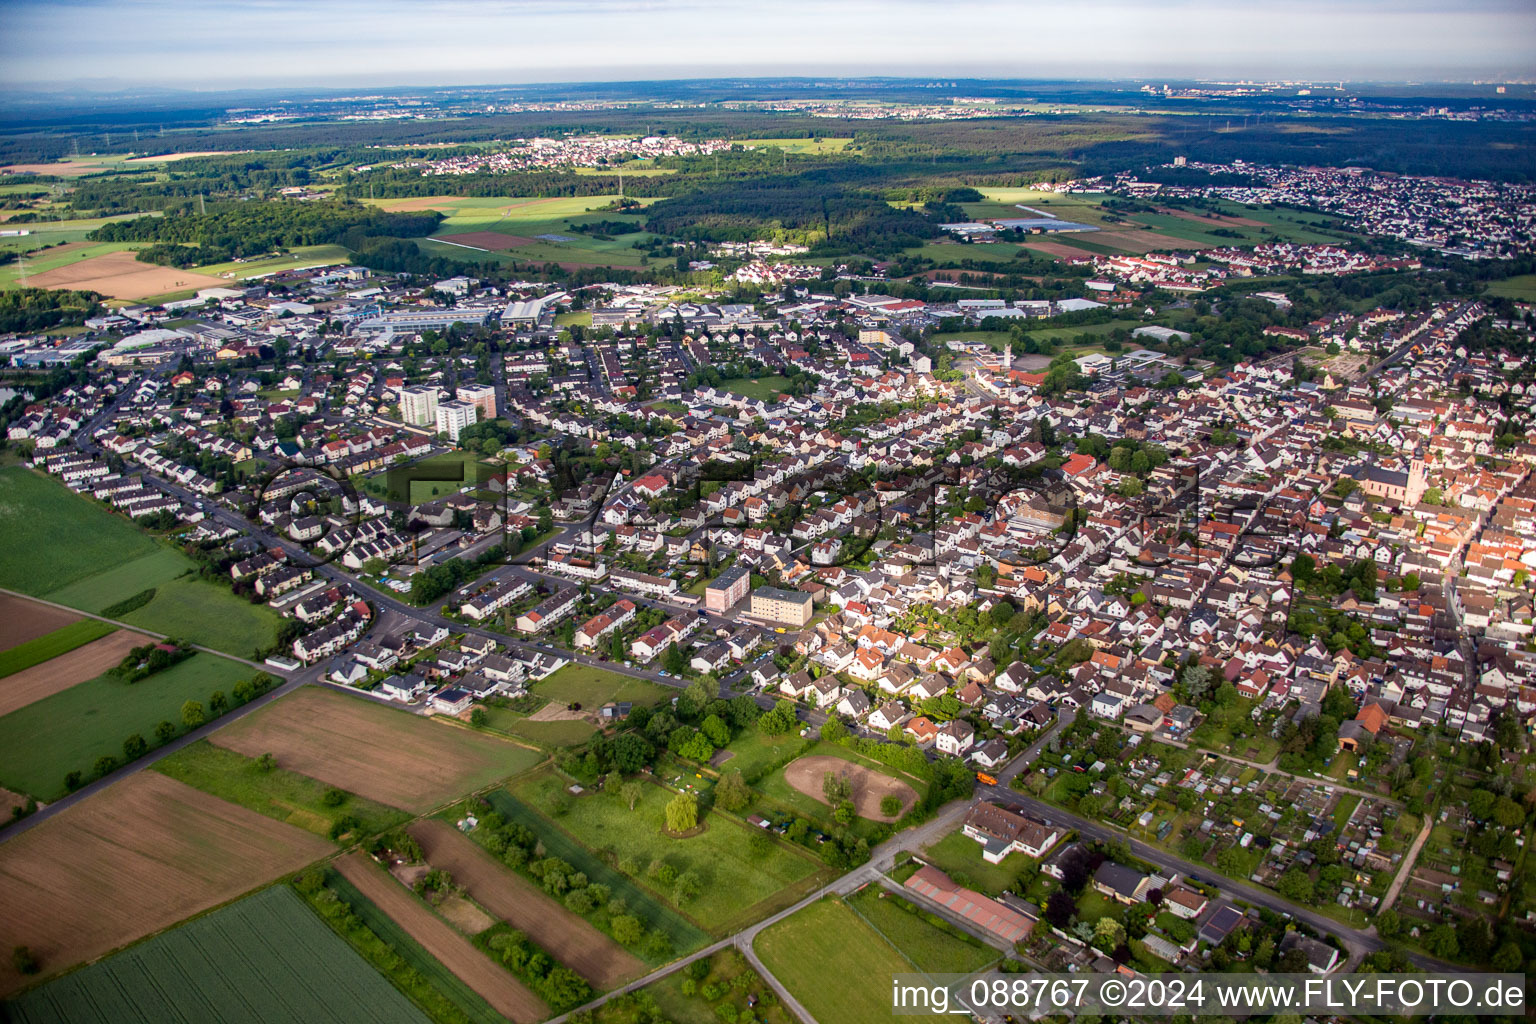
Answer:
xmin=736 ymin=137 xmax=854 ymax=154
xmin=482 ymin=788 xmax=712 ymax=957
xmin=153 ymin=740 xmax=411 ymax=839
xmin=0 ymin=594 xmax=80 ymax=649
xmin=3 ymin=886 xmax=429 ymax=1024
xmin=533 ymin=663 xmax=670 ymax=710
xmin=0 ymin=617 xmax=115 ymax=678
xmin=0 ymin=627 xmax=143 ymax=718
xmin=369 ymin=193 xmax=663 ymax=270
xmin=188 ymin=243 xmax=351 ymax=279
xmin=0 ymin=652 xmax=255 ymax=800
xmin=409 ymin=818 xmax=647 ymax=989
xmin=26 ymin=248 xmax=226 ymax=300
xmin=333 ymin=851 xmax=548 ymax=1023
xmin=756 ymin=896 xmax=951 ymax=1024
xmin=0 ymin=466 xmax=163 ymax=595
xmin=0 ymin=470 xmax=278 ymax=655
xmin=212 ymin=685 xmax=543 ymax=811
xmin=0 ymin=771 xmax=331 ymax=995
xmin=512 ymin=770 xmax=829 ymax=933
xmin=118 ymin=573 xmax=284 ymax=656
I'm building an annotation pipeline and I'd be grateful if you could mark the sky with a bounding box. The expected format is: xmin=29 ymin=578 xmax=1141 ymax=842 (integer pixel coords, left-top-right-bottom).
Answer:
xmin=2 ymin=0 xmax=1533 ymax=91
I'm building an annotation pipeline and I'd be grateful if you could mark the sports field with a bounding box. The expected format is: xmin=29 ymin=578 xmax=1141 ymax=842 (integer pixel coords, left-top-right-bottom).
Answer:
xmin=3 ymin=885 xmax=427 ymax=1024
xmin=1488 ymin=273 xmax=1536 ymax=302
xmin=212 ymin=685 xmax=544 ymax=811
xmin=512 ymin=770 xmax=828 ymax=933
xmin=0 ymin=771 xmax=331 ymax=996
xmin=721 ymin=375 xmax=794 ymax=401
xmin=154 ymin=740 xmax=411 ymax=839
xmin=782 ymin=754 xmax=917 ymax=821
xmin=0 ymin=652 xmax=254 ymax=800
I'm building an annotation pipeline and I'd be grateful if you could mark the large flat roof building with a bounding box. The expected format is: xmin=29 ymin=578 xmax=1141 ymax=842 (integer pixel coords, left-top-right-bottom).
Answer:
xmin=750 ymin=585 xmax=812 ymax=627
xmin=704 ymin=564 xmax=751 ymax=614
xmin=400 ymin=385 xmax=440 ymax=427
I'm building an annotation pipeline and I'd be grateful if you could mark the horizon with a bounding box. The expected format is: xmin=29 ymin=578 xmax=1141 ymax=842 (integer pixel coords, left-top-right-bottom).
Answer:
xmin=2 ymin=0 xmax=1534 ymax=92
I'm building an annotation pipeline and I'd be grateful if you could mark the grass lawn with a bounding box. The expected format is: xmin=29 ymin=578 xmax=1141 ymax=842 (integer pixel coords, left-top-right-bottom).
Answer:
xmin=154 ymin=740 xmax=410 ymax=840
xmin=720 ymin=376 xmax=793 ymax=401
xmin=919 ymin=829 xmax=1032 ymax=898
xmin=535 ymin=664 xmax=670 ymax=709
xmin=512 ymin=770 xmax=828 ymax=934
xmin=0 ymin=466 xmax=162 ymax=596
xmin=905 ymin=241 xmax=1035 ymax=265
xmin=757 ymin=897 xmax=946 ymax=1024
xmin=714 ymin=729 xmax=814 ymax=783
xmin=555 ymin=310 xmax=593 ymax=327
xmin=482 ymin=789 xmax=711 ymax=956
xmin=191 ymin=244 xmax=351 ymax=279
xmin=847 ymin=885 xmax=998 ymax=974
xmin=0 ymin=619 xmax=115 ymax=678
xmin=1331 ymin=793 xmax=1362 ymax=831
xmin=121 ymin=574 xmax=283 ymax=656
xmin=736 ymin=137 xmax=854 ymax=155
xmin=1487 ymin=274 xmax=1536 ymax=302
xmin=752 ymin=741 xmax=926 ymax=838
xmin=476 ymin=704 xmax=597 ymax=748
xmin=0 ymin=652 xmax=255 ymax=800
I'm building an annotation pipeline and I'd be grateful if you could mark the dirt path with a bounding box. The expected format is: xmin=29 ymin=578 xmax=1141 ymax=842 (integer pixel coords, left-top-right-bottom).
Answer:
xmin=410 ymin=819 xmax=645 ymax=989
xmin=783 ymin=754 xmax=916 ymax=822
xmin=334 ymin=851 xmax=549 ymax=1023
xmin=0 ymin=629 xmax=145 ymax=717
xmin=1377 ymin=815 xmax=1434 ymax=917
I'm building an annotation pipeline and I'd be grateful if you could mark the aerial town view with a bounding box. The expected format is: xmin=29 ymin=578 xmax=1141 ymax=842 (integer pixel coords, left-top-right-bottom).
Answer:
xmin=0 ymin=1 xmax=1533 ymax=1022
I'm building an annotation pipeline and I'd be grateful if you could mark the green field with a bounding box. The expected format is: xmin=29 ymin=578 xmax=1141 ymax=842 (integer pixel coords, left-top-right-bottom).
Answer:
xmin=324 ymin=869 xmax=508 ymax=1024
xmin=512 ymin=770 xmax=828 ymax=932
xmin=0 ymin=652 xmax=255 ymax=800
xmin=736 ymin=137 xmax=854 ymax=155
xmin=191 ymin=243 xmax=351 ymax=279
xmin=0 ymin=466 xmax=163 ymax=595
xmin=120 ymin=574 xmax=283 ymax=656
xmin=534 ymin=664 xmax=671 ymax=709
xmin=154 ymin=740 xmax=410 ymax=839
xmin=4 ymin=885 xmax=429 ymax=1024
xmin=1488 ymin=274 xmax=1536 ymax=302
xmin=752 ymin=741 xmax=926 ymax=838
xmin=38 ymin=547 xmax=192 ymax=611
xmin=372 ymin=194 xmax=663 ymax=270
xmin=847 ymin=885 xmax=999 ymax=973
xmin=476 ymin=705 xmax=597 ymax=747
xmin=482 ymin=788 xmax=712 ymax=956
xmin=714 ymin=729 xmax=815 ymax=783
xmin=0 ymin=468 xmax=277 ymax=655
xmin=756 ymin=897 xmax=949 ymax=1024
xmin=0 ymin=619 xmax=115 ymax=678
xmin=720 ymin=376 xmax=794 ymax=401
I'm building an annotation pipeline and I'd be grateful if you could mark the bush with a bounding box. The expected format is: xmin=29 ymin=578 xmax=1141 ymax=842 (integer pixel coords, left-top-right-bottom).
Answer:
xmin=880 ymin=794 xmax=902 ymax=816
xmin=11 ymin=945 xmax=39 ymax=975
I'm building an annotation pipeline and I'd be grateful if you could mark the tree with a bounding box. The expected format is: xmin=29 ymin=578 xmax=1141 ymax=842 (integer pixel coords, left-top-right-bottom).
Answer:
xmin=470 ymin=707 xmax=487 ymax=727
xmin=611 ymin=733 xmax=654 ymax=773
xmin=1277 ymin=868 xmax=1315 ymax=904
xmin=181 ymin=700 xmax=206 ymax=728
xmin=1423 ymin=923 xmax=1459 ymax=959
xmin=665 ymin=792 xmax=698 ymax=833
xmin=621 ymin=781 xmax=644 ymax=811
xmin=1374 ymin=907 xmax=1401 ymax=939
xmin=819 ymin=717 xmax=848 ymax=743
xmin=255 ymin=752 xmax=277 ymax=772
xmin=716 ymin=770 xmax=752 ymax=812
xmin=1182 ymin=665 xmax=1213 ymax=702
xmin=122 ymin=733 xmax=147 ymax=760
xmin=611 ymin=915 xmax=644 ymax=947
xmin=155 ymin=720 xmax=177 ymax=744
xmin=209 ymin=690 xmax=228 ymax=715
xmin=1045 ymin=890 xmax=1077 ymax=927
xmin=1492 ymin=795 xmax=1525 ymax=829
xmin=1491 ymin=941 xmax=1523 ymax=972
xmin=662 ymin=643 xmax=688 ymax=676
xmin=822 ymin=771 xmax=852 ymax=807
xmin=700 ymin=714 xmax=731 ymax=747
xmin=880 ymin=794 xmax=902 ymax=817
xmin=1094 ymin=916 xmax=1125 ymax=950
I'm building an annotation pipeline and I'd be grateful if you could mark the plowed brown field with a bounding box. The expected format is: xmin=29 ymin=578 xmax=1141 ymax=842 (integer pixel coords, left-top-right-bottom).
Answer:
xmin=0 ymin=772 xmax=330 ymax=995
xmin=334 ymin=851 xmax=548 ymax=1022
xmin=410 ymin=819 xmax=645 ymax=988
xmin=0 ymin=629 xmax=146 ymax=717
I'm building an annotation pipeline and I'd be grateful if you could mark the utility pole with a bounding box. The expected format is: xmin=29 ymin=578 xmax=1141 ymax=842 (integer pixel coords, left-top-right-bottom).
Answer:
xmin=198 ymin=193 xmax=206 ymax=215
